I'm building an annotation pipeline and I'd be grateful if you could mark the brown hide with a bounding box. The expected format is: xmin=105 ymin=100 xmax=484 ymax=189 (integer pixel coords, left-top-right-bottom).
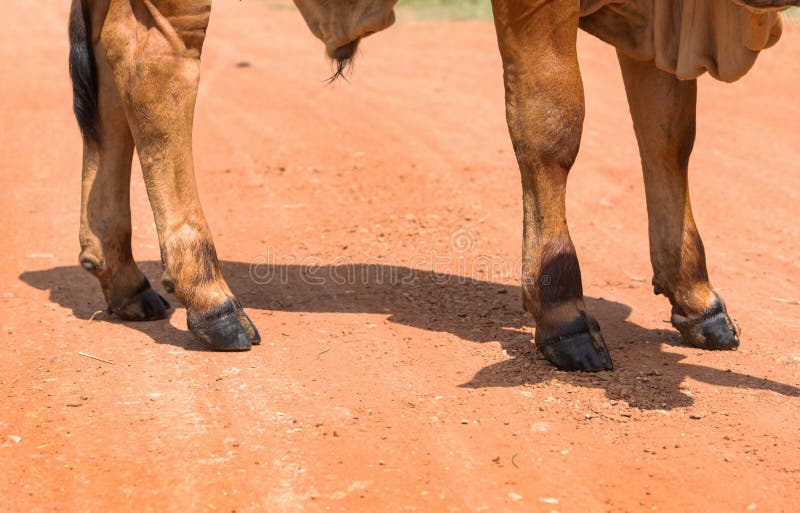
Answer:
xmin=69 ymin=0 xmax=789 ymax=362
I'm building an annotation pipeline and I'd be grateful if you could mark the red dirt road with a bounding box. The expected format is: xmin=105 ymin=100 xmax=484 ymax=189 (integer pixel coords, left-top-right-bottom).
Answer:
xmin=1 ymin=2 xmax=799 ymax=512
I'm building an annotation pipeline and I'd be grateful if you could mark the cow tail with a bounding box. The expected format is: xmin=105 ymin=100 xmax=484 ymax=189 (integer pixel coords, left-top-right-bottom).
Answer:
xmin=68 ymin=0 xmax=99 ymax=145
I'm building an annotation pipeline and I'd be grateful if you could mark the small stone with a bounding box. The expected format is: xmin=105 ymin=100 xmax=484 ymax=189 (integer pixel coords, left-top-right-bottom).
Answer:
xmin=508 ymin=492 xmax=523 ymax=501
xmin=689 ymin=414 xmax=702 ymax=420
xmin=7 ymin=435 xmax=21 ymax=443
xmin=460 ymin=419 xmax=469 ymax=424
xmin=531 ymin=422 xmax=549 ymax=432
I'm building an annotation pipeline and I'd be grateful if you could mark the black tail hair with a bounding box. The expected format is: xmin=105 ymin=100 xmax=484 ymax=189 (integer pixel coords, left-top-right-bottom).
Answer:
xmin=68 ymin=0 xmax=99 ymax=144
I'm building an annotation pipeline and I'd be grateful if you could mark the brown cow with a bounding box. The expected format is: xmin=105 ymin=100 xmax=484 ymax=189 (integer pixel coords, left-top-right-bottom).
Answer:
xmin=68 ymin=0 xmax=796 ymax=370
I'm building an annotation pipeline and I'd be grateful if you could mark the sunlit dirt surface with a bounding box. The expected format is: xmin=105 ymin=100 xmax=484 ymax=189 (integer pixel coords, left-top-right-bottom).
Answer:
xmin=1 ymin=2 xmax=798 ymax=512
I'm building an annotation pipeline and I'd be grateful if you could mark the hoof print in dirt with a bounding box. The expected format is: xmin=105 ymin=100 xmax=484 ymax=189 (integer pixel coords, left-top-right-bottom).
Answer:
xmin=188 ymin=302 xmax=253 ymax=351
xmin=535 ymin=316 xmax=614 ymax=372
xmin=672 ymin=300 xmax=739 ymax=350
xmin=112 ymin=281 xmax=171 ymax=322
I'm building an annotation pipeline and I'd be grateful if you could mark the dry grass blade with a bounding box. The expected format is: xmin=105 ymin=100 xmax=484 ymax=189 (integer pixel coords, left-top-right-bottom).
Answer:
xmin=78 ymin=352 xmax=114 ymax=365
xmin=769 ymin=297 xmax=800 ymax=305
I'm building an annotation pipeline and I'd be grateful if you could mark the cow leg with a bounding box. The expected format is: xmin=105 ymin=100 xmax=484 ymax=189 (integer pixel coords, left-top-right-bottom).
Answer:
xmin=617 ymin=52 xmax=739 ymax=350
xmin=491 ymin=0 xmax=612 ymax=371
xmin=99 ymin=0 xmax=260 ymax=350
xmin=77 ymin=15 xmax=169 ymax=321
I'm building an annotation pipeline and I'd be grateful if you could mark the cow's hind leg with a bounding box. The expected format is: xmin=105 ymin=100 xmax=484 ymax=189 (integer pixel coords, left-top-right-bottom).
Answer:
xmin=618 ymin=52 xmax=738 ymax=350
xmin=492 ymin=0 xmax=612 ymax=371
xmin=99 ymin=0 xmax=259 ymax=350
xmin=72 ymin=0 xmax=169 ymax=321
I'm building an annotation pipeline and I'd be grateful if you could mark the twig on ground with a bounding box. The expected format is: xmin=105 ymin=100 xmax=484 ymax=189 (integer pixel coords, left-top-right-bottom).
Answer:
xmin=78 ymin=352 xmax=114 ymax=365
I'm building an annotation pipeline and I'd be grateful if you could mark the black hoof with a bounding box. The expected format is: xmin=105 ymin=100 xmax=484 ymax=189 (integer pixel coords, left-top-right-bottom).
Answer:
xmin=535 ymin=315 xmax=614 ymax=372
xmin=112 ymin=280 xmax=171 ymax=321
xmin=672 ymin=299 xmax=739 ymax=350
xmin=188 ymin=301 xmax=252 ymax=351
xmin=235 ymin=306 xmax=261 ymax=345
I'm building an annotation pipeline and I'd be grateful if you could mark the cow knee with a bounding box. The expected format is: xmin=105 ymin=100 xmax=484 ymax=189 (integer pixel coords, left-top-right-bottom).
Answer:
xmin=505 ymin=94 xmax=584 ymax=172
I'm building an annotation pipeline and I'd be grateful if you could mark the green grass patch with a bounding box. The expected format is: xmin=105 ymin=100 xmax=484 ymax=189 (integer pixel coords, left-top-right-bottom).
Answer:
xmin=397 ymin=0 xmax=493 ymax=21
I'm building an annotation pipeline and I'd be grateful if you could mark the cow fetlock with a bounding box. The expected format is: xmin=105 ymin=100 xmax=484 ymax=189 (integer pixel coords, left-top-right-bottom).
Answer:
xmin=532 ymin=301 xmax=613 ymax=372
xmin=649 ymin=239 xmax=739 ymax=350
xmin=171 ymin=284 xmax=258 ymax=352
xmin=523 ymin=238 xmax=613 ymax=372
xmin=658 ymin=283 xmax=740 ymax=351
xmin=160 ymin=228 xmax=260 ymax=351
xmin=520 ymin=223 xmax=615 ymax=372
xmin=78 ymin=240 xmax=170 ymax=322
xmin=649 ymin=230 xmax=739 ymax=350
xmin=646 ymin=218 xmax=739 ymax=350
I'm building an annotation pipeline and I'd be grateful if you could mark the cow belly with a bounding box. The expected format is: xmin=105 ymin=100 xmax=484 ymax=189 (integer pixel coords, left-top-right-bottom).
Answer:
xmin=579 ymin=0 xmax=784 ymax=82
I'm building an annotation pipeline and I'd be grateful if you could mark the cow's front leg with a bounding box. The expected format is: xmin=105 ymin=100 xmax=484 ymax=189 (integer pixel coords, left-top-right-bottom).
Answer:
xmin=100 ymin=0 xmax=260 ymax=350
xmin=492 ymin=0 xmax=612 ymax=371
xmin=618 ymin=52 xmax=738 ymax=350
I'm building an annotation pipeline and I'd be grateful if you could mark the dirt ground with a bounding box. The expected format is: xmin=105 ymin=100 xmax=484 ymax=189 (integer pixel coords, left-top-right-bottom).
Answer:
xmin=1 ymin=2 xmax=799 ymax=512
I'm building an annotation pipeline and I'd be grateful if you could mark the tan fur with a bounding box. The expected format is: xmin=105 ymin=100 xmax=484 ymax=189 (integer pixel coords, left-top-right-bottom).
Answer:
xmin=73 ymin=0 xmax=793 ymax=351
xmin=487 ymin=0 xmax=792 ymax=334
xmin=491 ymin=0 xmax=591 ymax=333
xmin=77 ymin=0 xmax=398 ymax=325
xmin=617 ymin=52 xmax=716 ymax=317
xmin=80 ymin=0 xmax=228 ymax=316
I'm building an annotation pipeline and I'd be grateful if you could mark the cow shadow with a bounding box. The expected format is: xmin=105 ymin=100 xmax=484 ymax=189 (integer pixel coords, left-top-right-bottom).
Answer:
xmin=19 ymin=261 xmax=799 ymax=410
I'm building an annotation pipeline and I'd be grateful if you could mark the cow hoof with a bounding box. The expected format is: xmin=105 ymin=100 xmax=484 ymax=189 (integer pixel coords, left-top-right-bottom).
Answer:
xmin=235 ymin=304 xmax=261 ymax=345
xmin=535 ymin=315 xmax=614 ymax=372
xmin=188 ymin=301 xmax=252 ymax=351
xmin=112 ymin=280 xmax=171 ymax=321
xmin=672 ymin=299 xmax=739 ymax=350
